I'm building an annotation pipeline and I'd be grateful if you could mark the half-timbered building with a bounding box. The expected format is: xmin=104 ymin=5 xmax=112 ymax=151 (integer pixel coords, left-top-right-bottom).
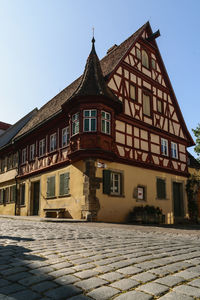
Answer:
xmin=0 ymin=22 xmax=194 ymax=223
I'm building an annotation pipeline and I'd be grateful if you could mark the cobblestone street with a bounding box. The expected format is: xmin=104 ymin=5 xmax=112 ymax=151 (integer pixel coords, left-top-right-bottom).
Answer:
xmin=0 ymin=218 xmax=200 ymax=299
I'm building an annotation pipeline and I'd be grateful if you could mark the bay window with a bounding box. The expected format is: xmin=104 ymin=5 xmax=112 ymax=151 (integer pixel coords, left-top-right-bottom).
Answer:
xmin=83 ymin=110 xmax=97 ymax=132
xmin=72 ymin=113 xmax=79 ymax=135
xmin=101 ymin=111 xmax=111 ymax=134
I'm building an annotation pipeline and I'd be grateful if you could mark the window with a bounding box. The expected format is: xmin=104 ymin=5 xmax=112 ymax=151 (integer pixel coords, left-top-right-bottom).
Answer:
xmin=157 ymin=99 xmax=163 ymax=114
xmin=13 ymin=153 xmax=18 ymax=168
xmin=103 ymin=170 xmax=122 ymax=196
xmin=39 ymin=139 xmax=46 ymax=157
xmin=130 ymin=84 xmax=136 ymax=101
xmin=22 ymin=148 xmax=26 ymax=164
xmin=30 ymin=144 xmax=35 ymax=161
xmin=143 ymin=94 xmax=151 ymax=117
xmin=83 ymin=110 xmax=97 ymax=132
xmin=161 ymin=138 xmax=168 ymax=156
xmin=20 ymin=183 xmax=25 ymax=206
xmin=50 ymin=133 xmax=57 ymax=152
xmin=142 ymin=50 xmax=149 ymax=68
xmin=136 ymin=48 xmax=141 ymax=59
xmin=10 ymin=185 xmax=16 ymax=203
xmin=171 ymin=142 xmax=178 ymax=159
xmin=0 ymin=159 xmax=5 ymax=173
xmin=59 ymin=172 xmax=70 ymax=196
xmin=151 ymin=58 xmax=156 ymax=69
xmin=47 ymin=176 xmax=55 ymax=198
xmin=72 ymin=113 xmax=79 ymax=135
xmin=62 ymin=127 xmax=70 ymax=147
xmin=7 ymin=155 xmax=13 ymax=170
xmin=101 ymin=111 xmax=111 ymax=134
xmin=157 ymin=178 xmax=166 ymax=199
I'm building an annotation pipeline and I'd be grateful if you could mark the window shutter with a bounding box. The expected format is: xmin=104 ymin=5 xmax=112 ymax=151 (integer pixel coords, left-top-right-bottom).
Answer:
xmin=51 ymin=177 xmax=55 ymax=197
xmin=60 ymin=174 xmax=64 ymax=196
xmin=47 ymin=177 xmax=50 ymax=197
xmin=64 ymin=172 xmax=70 ymax=195
xmin=120 ymin=173 xmax=123 ymax=196
xmin=13 ymin=186 xmax=16 ymax=203
xmin=103 ymin=170 xmax=111 ymax=194
xmin=157 ymin=179 xmax=166 ymax=199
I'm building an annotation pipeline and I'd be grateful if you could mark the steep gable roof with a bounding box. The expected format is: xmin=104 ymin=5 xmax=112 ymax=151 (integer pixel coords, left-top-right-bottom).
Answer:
xmin=15 ymin=23 xmax=146 ymax=139
xmin=0 ymin=108 xmax=38 ymax=150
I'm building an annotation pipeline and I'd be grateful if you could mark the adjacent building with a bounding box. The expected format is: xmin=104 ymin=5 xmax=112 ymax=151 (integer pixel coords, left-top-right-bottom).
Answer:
xmin=0 ymin=22 xmax=195 ymax=223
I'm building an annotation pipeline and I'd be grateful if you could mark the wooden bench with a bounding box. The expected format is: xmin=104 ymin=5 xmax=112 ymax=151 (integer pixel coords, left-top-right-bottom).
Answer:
xmin=44 ymin=208 xmax=66 ymax=218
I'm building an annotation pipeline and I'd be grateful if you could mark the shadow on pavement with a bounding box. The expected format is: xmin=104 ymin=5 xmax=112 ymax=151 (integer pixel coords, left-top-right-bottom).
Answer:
xmin=0 ymin=236 xmax=89 ymax=299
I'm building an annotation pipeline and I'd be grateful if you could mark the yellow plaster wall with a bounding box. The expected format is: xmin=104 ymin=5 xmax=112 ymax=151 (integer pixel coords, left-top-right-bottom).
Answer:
xmin=96 ymin=160 xmax=187 ymax=224
xmin=0 ymin=178 xmax=16 ymax=215
xmin=19 ymin=161 xmax=85 ymax=219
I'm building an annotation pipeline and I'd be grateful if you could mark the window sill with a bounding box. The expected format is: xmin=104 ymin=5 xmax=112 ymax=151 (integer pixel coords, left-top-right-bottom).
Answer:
xmin=58 ymin=194 xmax=71 ymax=198
xmin=109 ymin=194 xmax=125 ymax=198
xmin=20 ymin=205 xmax=26 ymax=207
xmin=46 ymin=196 xmax=57 ymax=200
xmin=156 ymin=198 xmax=169 ymax=200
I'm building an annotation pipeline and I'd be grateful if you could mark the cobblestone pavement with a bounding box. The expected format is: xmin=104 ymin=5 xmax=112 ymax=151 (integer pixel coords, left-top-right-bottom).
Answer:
xmin=0 ymin=219 xmax=200 ymax=300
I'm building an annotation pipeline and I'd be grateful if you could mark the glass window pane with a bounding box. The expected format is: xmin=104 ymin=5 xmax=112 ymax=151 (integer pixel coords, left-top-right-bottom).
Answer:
xmin=91 ymin=110 xmax=96 ymax=117
xmin=91 ymin=118 xmax=96 ymax=131
xmin=102 ymin=120 xmax=105 ymax=133
xmin=84 ymin=110 xmax=90 ymax=117
xmin=84 ymin=119 xmax=89 ymax=132
xmin=101 ymin=111 xmax=105 ymax=118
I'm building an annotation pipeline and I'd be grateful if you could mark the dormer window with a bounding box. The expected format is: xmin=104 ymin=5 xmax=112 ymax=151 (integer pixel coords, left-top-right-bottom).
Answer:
xmin=142 ymin=50 xmax=149 ymax=68
xmin=83 ymin=110 xmax=97 ymax=132
xmin=72 ymin=113 xmax=79 ymax=135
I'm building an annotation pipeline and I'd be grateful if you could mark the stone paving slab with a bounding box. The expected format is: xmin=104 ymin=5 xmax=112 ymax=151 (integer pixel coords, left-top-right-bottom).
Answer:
xmin=0 ymin=218 xmax=200 ymax=299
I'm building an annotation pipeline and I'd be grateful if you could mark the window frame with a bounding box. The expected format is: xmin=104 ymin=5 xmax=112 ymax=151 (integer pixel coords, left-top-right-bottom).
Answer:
xmin=143 ymin=93 xmax=151 ymax=117
xmin=171 ymin=142 xmax=178 ymax=159
xmin=103 ymin=169 xmax=123 ymax=197
xmin=129 ymin=84 xmax=137 ymax=101
xmin=83 ymin=109 xmax=97 ymax=132
xmin=157 ymin=98 xmax=163 ymax=114
xmin=141 ymin=49 xmax=149 ymax=69
xmin=30 ymin=144 xmax=35 ymax=161
xmin=101 ymin=111 xmax=111 ymax=135
xmin=50 ymin=133 xmax=57 ymax=152
xmin=62 ymin=126 xmax=70 ymax=148
xmin=21 ymin=148 xmax=27 ymax=164
xmin=39 ymin=138 xmax=46 ymax=157
xmin=161 ymin=138 xmax=168 ymax=156
xmin=72 ymin=112 xmax=79 ymax=136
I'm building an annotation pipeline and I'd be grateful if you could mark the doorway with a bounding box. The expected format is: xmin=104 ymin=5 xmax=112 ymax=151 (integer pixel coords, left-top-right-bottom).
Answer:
xmin=173 ymin=182 xmax=184 ymax=219
xmin=31 ymin=181 xmax=40 ymax=215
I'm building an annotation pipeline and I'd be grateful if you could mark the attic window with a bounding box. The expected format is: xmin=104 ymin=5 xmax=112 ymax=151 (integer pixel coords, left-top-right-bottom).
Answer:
xmin=142 ymin=50 xmax=149 ymax=68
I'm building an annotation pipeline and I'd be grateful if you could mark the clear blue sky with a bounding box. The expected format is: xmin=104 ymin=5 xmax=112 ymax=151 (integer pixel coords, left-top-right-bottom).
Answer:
xmin=0 ymin=0 xmax=199 ymax=155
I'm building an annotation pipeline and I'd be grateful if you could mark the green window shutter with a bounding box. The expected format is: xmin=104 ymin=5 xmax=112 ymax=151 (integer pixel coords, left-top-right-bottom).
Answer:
xmin=103 ymin=170 xmax=111 ymax=194
xmin=157 ymin=178 xmax=166 ymax=199
xmin=60 ymin=174 xmax=64 ymax=196
xmin=64 ymin=172 xmax=70 ymax=195
xmin=120 ymin=173 xmax=123 ymax=196
xmin=47 ymin=176 xmax=55 ymax=197
xmin=13 ymin=186 xmax=16 ymax=203
xmin=60 ymin=172 xmax=70 ymax=196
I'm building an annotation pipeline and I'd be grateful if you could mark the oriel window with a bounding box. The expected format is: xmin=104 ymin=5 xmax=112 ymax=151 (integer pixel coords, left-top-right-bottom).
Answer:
xmin=101 ymin=111 xmax=111 ymax=134
xmin=83 ymin=110 xmax=97 ymax=132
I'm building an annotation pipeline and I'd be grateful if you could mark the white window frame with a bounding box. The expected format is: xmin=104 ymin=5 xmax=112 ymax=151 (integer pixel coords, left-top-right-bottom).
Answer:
xmin=22 ymin=148 xmax=26 ymax=164
xmin=50 ymin=133 xmax=57 ymax=152
xmin=72 ymin=113 xmax=79 ymax=136
xmin=83 ymin=110 xmax=97 ymax=132
xmin=30 ymin=144 xmax=35 ymax=161
xmin=110 ymin=172 xmax=121 ymax=195
xmin=161 ymin=138 xmax=168 ymax=156
xmin=62 ymin=127 xmax=70 ymax=147
xmin=101 ymin=111 xmax=111 ymax=135
xmin=171 ymin=142 xmax=178 ymax=159
xmin=39 ymin=139 xmax=46 ymax=157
